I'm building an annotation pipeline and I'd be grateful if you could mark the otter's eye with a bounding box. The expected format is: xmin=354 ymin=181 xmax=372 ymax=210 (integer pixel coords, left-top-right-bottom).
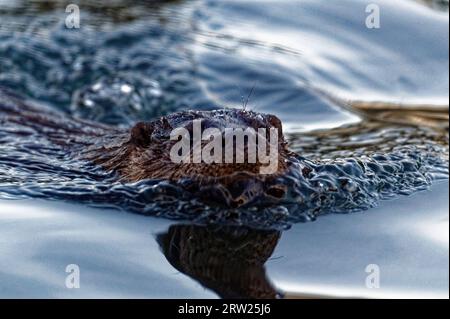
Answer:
xmin=266 ymin=185 xmax=287 ymax=199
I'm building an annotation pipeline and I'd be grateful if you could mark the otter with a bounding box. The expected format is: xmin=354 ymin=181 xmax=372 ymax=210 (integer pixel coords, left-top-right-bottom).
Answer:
xmin=0 ymin=87 xmax=448 ymax=225
xmin=78 ymin=108 xmax=300 ymax=208
xmin=0 ymin=87 xmax=303 ymax=209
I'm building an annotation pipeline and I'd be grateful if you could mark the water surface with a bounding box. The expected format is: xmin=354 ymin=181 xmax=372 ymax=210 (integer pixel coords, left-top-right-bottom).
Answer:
xmin=0 ymin=181 xmax=447 ymax=298
xmin=0 ymin=0 xmax=448 ymax=298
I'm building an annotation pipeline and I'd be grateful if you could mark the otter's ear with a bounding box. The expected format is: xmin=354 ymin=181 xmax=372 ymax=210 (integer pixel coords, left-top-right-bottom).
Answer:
xmin=267 ymin=114 xmax=282 ymax=130
xmin=130 ymin=122 xmax=154 ymax=147
xmin=267 ymin=114 xmax=283 ymax=138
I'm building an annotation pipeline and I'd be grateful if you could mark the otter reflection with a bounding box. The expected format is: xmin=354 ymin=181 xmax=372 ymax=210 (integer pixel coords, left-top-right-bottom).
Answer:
xmin=157 ymin=224 xmax=282 ymax=299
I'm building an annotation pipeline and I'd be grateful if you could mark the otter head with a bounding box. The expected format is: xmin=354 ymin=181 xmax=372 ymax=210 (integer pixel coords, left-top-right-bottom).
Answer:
xmin=93 ymin=109 xmax=296 ymax=208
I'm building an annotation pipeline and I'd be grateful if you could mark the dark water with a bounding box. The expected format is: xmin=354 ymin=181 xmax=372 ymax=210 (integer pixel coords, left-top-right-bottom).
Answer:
xmin=0 ymin=0 xmax=449 ymax=230
xmin=0 ymin=0 xmax=449 ymax=299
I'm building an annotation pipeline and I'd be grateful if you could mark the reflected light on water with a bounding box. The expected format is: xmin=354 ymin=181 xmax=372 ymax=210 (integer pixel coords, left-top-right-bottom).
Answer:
xmin=418 ymin=219 xmax=450 ymax=245
xmin=0 ymin=200 xmax=54 ymax=219
xmin=279 ymin=283 xmax=447 ymax=299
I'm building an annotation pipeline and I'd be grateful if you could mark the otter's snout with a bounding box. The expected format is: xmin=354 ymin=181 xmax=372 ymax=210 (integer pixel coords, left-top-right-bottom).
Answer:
xmin=194 ymin=176 xmax=288 ymax=209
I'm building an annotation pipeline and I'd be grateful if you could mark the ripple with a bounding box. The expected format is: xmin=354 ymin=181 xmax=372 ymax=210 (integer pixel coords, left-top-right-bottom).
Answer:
xmin=0 ymin=0 xmax=448 ymax=229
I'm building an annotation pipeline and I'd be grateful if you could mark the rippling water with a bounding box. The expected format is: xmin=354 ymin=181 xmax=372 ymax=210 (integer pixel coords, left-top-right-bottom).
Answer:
xmin=0 ymin=0 xmax=448 ymax=226
xmin=0 ymin=0 xmax=448 ymax=298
